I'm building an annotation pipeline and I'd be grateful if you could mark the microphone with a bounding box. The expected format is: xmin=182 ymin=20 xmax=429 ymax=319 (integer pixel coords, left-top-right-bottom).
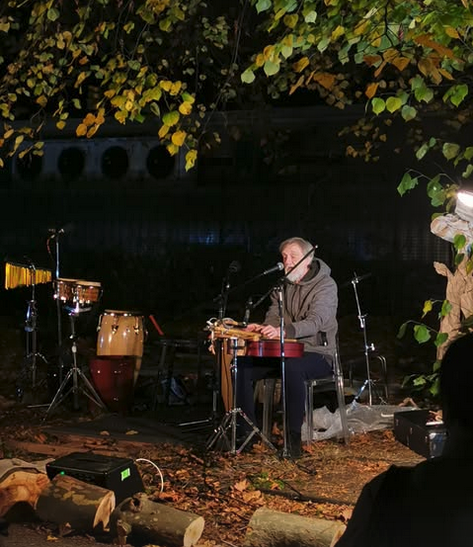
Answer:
xmin=227 ymin=260 xmax=241 ymax=274
xmin=262 ymin=262 xmax=284 ymax=276
xmin=48 ymin=223 xmax=74 ymax=237
xmin=352 ymin=272 xmax=372 ymax=284
xmin=243 ymin=297 xmax=253 ymax=325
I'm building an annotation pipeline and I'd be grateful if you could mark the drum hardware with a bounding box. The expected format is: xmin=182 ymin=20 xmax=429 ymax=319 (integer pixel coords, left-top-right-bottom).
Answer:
xmin=44 ymin=302 xmax=106 ymax=419
xmin=16 ymin=262 xmax=50 ymax=401
xmin=206 ymin=331 xmax=277 ymax=455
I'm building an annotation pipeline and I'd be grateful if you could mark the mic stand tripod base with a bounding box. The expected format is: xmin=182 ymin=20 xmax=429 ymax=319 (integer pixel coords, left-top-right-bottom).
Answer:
xmin=206 ymin=407 xmax=276 ymax=455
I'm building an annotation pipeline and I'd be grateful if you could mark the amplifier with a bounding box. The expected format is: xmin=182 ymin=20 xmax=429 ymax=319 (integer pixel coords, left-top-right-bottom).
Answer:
xmin=394 ymin=409 xmax=447 ymax=459
xmin=46 ymin=452 xmax=145 ymax=503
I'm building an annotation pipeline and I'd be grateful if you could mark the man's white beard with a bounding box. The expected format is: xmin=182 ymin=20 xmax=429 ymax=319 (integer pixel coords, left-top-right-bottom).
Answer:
xmin=286 ymin=267 xmax=305 ymax=283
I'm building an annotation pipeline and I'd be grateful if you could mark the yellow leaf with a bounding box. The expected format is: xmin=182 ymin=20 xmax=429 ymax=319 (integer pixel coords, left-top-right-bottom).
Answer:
xmin=158 ymin=124 xmax=170 ymax=139
xmin=391 ymin=56 xmax=410 ymax=72
xmin=263 ymin=45 xmax=275 ymax=61
xmin=170 ymin=81 xmax=182 ymax=96
xmin=283 ymin=14 xmax=298 ymax=29
xmin=414 ymin=34 xmax=454 ymax=59
xmin=4 ymin=129 xmax=14 ymax=139
xmin=363 ymin=54 xmax=382 ymax=67
xmin=382 ymin=48 xmax=399 ymax=63
xmin=0 ymin=158 xmax=4 ymax=168
xmin=160 ymin=80 xmax=172 ymax=92
xmin=374 ymin=60 xmax=387 ymax=78
xmin=313 ymin=72 xmax=336 ymax=90
xmin=171 ymin=130 xmax=186 ymax=146
xmin=331 ymin=25 xmax=345 ymax=41
xmin=76 ymin=123 xmax=87 ymax=137
xmin=438 ymin=68 xmax=454 ymax=81
xmin=75 ymin=72 xmax=88 ymax=87
xmin=56 ymin=120 xmax=66 ymax=130
xmin=125 ymin=100 xmax=134 ymax=111
xmin=87 ymin=125 xmax=99 ymax=138
xmin=166 ymin=143 xmax=179 ymax=156
xmin=83 ymin=113 xmax=96 ymax=126
xmin=179 ymin=102 xmax=192 ymax=115
xmin=114 ymin=110 xmax=127 ymax=124
xmin=293 ymin=56 xmax=310 ymax=73
xmin=255 ymin=53 xmax=265 ymax=67
xmin=185 ymin=149 xmax=197 ymax=171
xmin=444 ymin=26 xmax=459 ymax=39
xmin=354 ymin=20 xmax=369 ymax=36
xmin=36 ymin=95 xmax=47 ymax=108
xmin=365 ymin=82 xmax=379 ymax=99
xmin=289 ymin=74 xmax=305 ymax=95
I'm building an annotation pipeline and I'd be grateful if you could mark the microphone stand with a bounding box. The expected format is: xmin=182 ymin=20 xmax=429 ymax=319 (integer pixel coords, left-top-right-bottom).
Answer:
xmin=349 ymin=272 xmax=375 ymax=406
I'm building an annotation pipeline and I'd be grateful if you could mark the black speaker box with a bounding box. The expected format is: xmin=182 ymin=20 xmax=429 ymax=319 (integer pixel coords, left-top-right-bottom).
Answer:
xmin=46 ymin=452 xmax=145 ymax=503
xmin=394 ymin=409 xmax=447 ymax=459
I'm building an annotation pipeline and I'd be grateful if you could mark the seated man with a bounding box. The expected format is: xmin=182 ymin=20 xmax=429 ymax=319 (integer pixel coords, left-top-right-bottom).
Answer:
xmin=236 ymin=236 xmax=338 ymax=457
xmin=335 ymin=332 xmax=473 ymax=547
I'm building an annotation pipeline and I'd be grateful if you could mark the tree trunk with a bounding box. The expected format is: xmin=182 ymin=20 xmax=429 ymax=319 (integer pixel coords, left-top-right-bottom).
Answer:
xmin=35 ymin=474 xmax=115 ymax=532
xmin=111 ymin=492 xmax=205 ymax=547
xmin=244 ymin=507 xmax=346 ymax=547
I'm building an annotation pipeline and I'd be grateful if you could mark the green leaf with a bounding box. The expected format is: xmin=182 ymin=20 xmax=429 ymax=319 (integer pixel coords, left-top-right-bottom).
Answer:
xmin=397 ymin=172 xmax=418 ymax=196
xmin=455 ymin=252 xmax=465 ymax=266
xmin=416 ymin=143 xmax=430 ymax=160
xmin=317 ymin=37 xmax=330 ymax=53
xmin=241 ymin=68 xmax=255 ymax=83
xmin=263 ymin=60 xmax=280 ymax=76
xmin=453 ymin=233 xmax=466 ymax=251
xmin=162 ymin=111 xmax=179 ymax=126
xmin=47 ymin=8 xmax=60 ymax=21
xmin=397 ymin=321 xmax=408 ymax=339
xmin=256 ymin=0 xmax=271 ymax=13
xmin=442 ymin=142 xmax=460 ymax=161
xmin=304 ymin=10 xmax=317 ymax=23
xmin=434 ymin=332 xmax=449 ymax=348
xmin=371 ymin=97 xmax=385 ymax=115
xmin=385 ymin=96 xmax=402 ymax=113
xmin=440 ymin=300 xmax=453 ymax=317
xmin=401 ymin=105 xmax=417 ymax=121
xmin=450 ymin=84 xmax=468 ymax=107
xmin=413 ymin=324 xmax=431 ymax=344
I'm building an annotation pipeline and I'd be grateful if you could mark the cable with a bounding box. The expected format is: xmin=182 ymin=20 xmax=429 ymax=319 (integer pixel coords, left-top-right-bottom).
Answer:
xmin=135 ymin=458 xmax=165 ymax=493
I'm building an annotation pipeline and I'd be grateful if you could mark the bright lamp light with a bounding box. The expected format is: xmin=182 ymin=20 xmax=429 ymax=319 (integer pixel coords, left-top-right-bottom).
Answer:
xmin=455 ymin=190 xmax=473 ymax=223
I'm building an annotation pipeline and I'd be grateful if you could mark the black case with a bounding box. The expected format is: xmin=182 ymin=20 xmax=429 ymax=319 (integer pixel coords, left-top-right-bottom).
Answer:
xmin=46 ymin=452 xmax=145 ymax=503
xmin=393 ymin=409 xmax=447 ymax=459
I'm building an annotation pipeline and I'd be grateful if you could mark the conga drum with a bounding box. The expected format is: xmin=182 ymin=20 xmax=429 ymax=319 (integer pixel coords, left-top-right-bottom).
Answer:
xmin=89 ymin=356 xmax=135 ymax=413
xmin=96 ymin=310 xmax=145 ymax=384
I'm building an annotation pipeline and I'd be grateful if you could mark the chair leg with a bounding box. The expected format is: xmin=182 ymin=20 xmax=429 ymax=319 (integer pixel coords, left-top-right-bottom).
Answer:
xmin=304 ymin=381 xmax=314 ymax=445
xmin=262 ymin=379 xmax=276 ymax=439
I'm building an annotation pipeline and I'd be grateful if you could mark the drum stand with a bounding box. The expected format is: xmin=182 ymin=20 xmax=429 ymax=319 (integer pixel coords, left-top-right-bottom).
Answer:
xmin=16 ymin=269 xmax=49 ymax=400
xmin=44 ymin=309 xmax=106 ymax=419
xmin=206 ymin=337 xmax=276 ymax=455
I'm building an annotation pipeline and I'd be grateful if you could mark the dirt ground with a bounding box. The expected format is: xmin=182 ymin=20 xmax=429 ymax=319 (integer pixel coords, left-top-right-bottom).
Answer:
xmin=0 ymin=313 xmax=431 ymax=546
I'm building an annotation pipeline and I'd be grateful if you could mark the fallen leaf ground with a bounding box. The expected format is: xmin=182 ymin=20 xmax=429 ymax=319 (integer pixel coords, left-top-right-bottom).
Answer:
xmin=0 ymin=315 xmax=429 ymax=545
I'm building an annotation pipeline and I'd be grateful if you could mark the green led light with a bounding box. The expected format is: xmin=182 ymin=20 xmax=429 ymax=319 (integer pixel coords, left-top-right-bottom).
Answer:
xmin=121 ymin=468 xmax=131 ymax=481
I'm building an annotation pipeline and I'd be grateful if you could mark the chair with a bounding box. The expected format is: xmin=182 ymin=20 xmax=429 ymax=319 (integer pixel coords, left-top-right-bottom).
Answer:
xmin=260 ymin=343 xmax=350 ymax=445
xmin=304 ymin=344 xmax=350 ymax=444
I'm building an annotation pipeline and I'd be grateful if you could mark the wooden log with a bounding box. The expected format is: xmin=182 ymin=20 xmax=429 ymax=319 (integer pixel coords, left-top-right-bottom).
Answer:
xmin=244 ymin=507 xmax=346 ymax=547
xmin=111 ymin=492 xmax=205 ymax=547
xmin=0 ymin=458 xmax=52 ymax=517
xmin=36 ymin=474 xmax=115 ymax=532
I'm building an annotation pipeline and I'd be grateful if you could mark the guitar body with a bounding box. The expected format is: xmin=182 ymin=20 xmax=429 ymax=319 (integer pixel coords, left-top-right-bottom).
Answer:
xmin=246 ymin=339 xmax=304 ymax=358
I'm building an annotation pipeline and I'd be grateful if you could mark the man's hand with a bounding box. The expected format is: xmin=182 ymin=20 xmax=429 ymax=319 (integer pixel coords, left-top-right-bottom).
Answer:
xmin=246 ymin=323 xmax=281 ymax=339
